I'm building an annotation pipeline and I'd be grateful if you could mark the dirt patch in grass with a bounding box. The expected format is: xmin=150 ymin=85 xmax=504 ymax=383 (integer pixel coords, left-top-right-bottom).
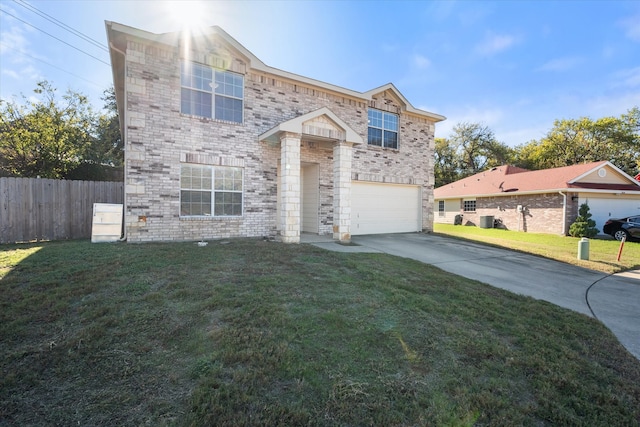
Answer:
xmin=1 ymin=239 xmax=639 ymax=426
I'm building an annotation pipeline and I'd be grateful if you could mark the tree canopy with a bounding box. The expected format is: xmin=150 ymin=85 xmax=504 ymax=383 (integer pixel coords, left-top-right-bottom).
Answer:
xmin=437 ymin=107 xmax=640 ymax=187
xmin=513 ymin=107 xmax=639 ymax=177
xmin=0 ymin=81 xmax=122 ymax=180
xmin=435 ymin=122 xmax=514 ymax=187
xmin=1 ymin=82 xmax=637 ymax=187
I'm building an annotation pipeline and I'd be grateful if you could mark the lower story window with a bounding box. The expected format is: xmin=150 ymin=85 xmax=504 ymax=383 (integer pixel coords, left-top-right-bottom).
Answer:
xmin=438 ymin=200 xmax=445 ymax=217
xmin=463 ymin=199 xmax=476 ymax=212
xmin=180 ymin=164 xmax=243 ymax=217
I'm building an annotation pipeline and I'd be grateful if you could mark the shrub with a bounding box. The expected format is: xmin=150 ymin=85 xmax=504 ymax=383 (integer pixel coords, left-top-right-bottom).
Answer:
xmin=569 ymin=203 xmax=599 ymax=238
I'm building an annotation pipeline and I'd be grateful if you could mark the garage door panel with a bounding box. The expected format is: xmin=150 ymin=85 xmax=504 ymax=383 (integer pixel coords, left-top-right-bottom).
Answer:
xmin=351 ymin=182 xmax=421 ymax=235
xmin=582 ymin=197 xmax=640 ymax=233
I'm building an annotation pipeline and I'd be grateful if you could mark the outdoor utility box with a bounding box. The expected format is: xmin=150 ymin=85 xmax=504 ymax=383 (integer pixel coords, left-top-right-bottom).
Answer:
xmin=479 ymin=215 xmax=495 ymax=229
xmin=577 ymin=237 xmax=590 ymax=260
xmin=91 ymin=203 xmax=123 ymax=243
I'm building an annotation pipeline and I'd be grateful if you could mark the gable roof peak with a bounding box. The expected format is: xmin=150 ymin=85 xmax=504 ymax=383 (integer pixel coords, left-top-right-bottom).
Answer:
xmin=106 ymin=21 xmax=445 ymax=124
xmin=435 ymin=160 xmax=640 ymax=198
xmin=363 ymin=83 xmax=446 ymax=122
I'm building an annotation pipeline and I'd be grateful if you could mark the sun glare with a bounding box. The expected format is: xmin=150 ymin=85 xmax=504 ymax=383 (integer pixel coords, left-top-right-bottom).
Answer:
xmin=165 ymin=0 xmax=209 ymax=32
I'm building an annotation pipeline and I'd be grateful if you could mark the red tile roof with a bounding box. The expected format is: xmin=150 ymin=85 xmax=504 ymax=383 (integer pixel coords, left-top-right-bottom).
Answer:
xmin=434 ymin=161 xmax=640 ymax=198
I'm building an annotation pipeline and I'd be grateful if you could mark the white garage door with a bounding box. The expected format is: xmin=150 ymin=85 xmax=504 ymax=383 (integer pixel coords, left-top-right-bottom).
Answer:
xmin=581 ymin=197 xmax=640 ymax=234
xmin=351 ymin=182 xmax=421 ymax=235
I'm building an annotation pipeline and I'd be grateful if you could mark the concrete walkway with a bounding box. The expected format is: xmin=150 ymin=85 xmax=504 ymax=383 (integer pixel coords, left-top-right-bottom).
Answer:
xmin=308 ymin=233 xmax=640 ymax=360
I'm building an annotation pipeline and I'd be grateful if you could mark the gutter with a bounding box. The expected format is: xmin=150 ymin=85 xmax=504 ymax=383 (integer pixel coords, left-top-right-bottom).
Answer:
xmin=559 ymin=191 xmax=567 ymax=235
xmin=107 ymin=37 xmax=128 ymax=242
xmin=435 ymin=187 xmax=640 ymax=201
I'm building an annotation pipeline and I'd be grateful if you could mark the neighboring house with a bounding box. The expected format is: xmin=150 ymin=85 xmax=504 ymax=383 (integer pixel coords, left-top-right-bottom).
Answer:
xmin=106 ymin=22 xmax=445 ymax=243
xmin=434 ymin=161 xmax=640 ymax=235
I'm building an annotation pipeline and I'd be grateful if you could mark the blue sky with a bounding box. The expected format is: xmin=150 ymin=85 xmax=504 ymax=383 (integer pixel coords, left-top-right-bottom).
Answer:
xmin=1 ymin=0 xmax=639 ymax=146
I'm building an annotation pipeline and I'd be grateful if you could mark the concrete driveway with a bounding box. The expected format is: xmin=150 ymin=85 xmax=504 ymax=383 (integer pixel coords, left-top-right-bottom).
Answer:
xmin=311 ymin=233 xmax=640 ymax=360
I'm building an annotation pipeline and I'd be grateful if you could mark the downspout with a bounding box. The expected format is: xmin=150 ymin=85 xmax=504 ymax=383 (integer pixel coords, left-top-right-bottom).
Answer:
xmin=110 ymin=41 xmax=128 ymax=242
xmin=559 ymin=191 xmax=567 ymax=235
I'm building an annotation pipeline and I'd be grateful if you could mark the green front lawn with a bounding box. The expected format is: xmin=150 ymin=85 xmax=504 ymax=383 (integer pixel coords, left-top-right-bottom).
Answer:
xmin=1 ymin=239 xmax=639 ymax=426
xmin=434 ymin=223 xmax=640 ymax=274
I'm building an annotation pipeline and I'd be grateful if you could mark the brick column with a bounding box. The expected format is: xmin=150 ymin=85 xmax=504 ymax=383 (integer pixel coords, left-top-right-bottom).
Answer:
xmin=280 ymin=132 xmax=301 ymax=243
xmin=333 ymin=141 xmax=352 ymax=242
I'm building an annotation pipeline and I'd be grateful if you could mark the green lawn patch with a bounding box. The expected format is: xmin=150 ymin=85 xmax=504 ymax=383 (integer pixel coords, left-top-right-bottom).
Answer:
xmin=434 ymin=223 xmax=640 ymax=274
xmin=1 ymin=239 xmax=639 ymax=426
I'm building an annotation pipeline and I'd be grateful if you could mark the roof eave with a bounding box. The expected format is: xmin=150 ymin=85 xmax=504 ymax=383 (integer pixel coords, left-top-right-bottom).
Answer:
xmin=104 ymin=21 xmax=445 ymax=123
xmin=435 ymin=187 xmax=640 ymax=200
xmin=364 ymin=83 xmax=446 ymax=122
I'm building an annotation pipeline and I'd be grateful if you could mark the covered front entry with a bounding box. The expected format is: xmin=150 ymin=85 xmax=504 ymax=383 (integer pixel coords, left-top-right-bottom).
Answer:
xmin=259 ymin=107 xmax=364 ymax=243
xmin=351 ymin=182 xmax=421 ymax=235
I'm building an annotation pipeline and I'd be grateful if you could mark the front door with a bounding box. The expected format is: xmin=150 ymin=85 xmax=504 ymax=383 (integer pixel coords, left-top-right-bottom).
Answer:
xmin=301 ymin=163 xmax=319 ymax=233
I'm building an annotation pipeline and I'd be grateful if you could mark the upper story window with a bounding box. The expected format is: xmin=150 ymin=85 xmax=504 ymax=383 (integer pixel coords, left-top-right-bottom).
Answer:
xmin=181 ymin=61 xmax=244 ymax=123
xmin=368 ymin=109 xmax=398 ymax=149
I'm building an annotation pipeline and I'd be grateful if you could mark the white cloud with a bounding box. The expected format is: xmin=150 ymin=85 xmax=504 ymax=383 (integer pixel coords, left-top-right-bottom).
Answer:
xmin=432 ymin=106 xmax=505 ymax=139
xmin=0 ymin=9 xmax=41 ymax=86
xmin=499 ymin=126 xmax=548 ymax=145
xmin=426 ymin=103 xmax=554 ymax=146
xmin=536 ymin=56 xmax=583 ymax=72
xmin=0 ymin=69 xmax=20 ymax=80
xmin=475 ymin=32 xmax=518 ymax=56
xmin=427 ymin=0 xmax=458 ymax=22
xmin=412 ymin=54 xmax=431 ymax=69
xmin=611 ymin=67 xmax=640 ymax=88
xmin=0 ymin=28 xmax=29 ymax=54
xmin=619 ymin=14 xmax=640 ymax=42
xmin=381 ymin=43 xmax=398 ymax=53
xmin=600 ymin=44 xmax=617 ymax=60
xmin=585 ymin=91 xmax=640 ymax=117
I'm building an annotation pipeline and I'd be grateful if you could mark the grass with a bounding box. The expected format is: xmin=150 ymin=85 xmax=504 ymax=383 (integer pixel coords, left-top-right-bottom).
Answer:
xmin=1 ymin=239 xmax=640 ymax=426
xmin=434 ymin=223 xmax=640 ymax=274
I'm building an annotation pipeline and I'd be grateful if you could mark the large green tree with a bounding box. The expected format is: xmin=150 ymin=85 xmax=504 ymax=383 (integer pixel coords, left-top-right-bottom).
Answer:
xmin=0 ymin=82 xmax=122 ymax=180
xmin=514 ymin=107 xmax=639 ymax=176
xmin=66 ymin=87 xmax=123 ymax=180
xmin=435 ymin=122 xmax=514 ymax=187
xmin=0 ymin=81 xmax=94 ymax=178
xmin=434 ymin=137 xmax=459 ymax=188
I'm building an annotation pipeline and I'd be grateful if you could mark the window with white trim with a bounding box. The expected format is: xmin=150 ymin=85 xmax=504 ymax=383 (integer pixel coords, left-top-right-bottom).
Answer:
xmin=368 ymin=109 xmax=398 ymax=149
xmin=181 ymin=61 xmax=243 ymax=123
xmin=463 ymin=199 xmax=476 ymax=212
xmin=180 ymin=164 xmax=243 ymax=217
xmin=438 ymin=200 xmax=445 ymax=217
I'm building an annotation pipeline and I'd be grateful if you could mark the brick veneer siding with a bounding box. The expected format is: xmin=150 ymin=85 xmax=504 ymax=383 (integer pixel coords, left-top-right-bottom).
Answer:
xmin=122 ymin=37 xmax=436 ymax=242
xmin=458 ymin=192 xmax=580 ymax=235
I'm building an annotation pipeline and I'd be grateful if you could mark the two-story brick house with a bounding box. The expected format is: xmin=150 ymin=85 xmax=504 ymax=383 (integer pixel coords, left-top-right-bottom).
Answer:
xmin=106 ymin=22 xmax=445 ymax=243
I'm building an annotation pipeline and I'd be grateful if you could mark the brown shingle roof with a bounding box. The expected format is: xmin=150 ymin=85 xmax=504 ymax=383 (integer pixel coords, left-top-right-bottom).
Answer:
xmin=434 ymin=161 xmax=640 ymax=198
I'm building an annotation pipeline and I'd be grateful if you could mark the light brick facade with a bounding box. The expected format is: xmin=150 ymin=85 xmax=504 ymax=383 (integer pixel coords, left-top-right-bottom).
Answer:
xmin=455 ymin=193 xmax=580 ymax=234
xmin=434 ymin=162 xmax=640 ymax=236
xmin=107 ymin=23 xmax=444 ymax=243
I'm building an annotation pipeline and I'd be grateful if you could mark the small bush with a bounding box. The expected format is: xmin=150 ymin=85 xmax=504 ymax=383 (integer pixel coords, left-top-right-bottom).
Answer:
xmin=569 ymin=203 xmax=599 ymax=238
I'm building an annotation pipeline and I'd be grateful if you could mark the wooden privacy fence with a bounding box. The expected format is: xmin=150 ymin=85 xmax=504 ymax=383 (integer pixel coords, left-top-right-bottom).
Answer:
xmin=0 ymin=177 xmax=124 ymax=244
